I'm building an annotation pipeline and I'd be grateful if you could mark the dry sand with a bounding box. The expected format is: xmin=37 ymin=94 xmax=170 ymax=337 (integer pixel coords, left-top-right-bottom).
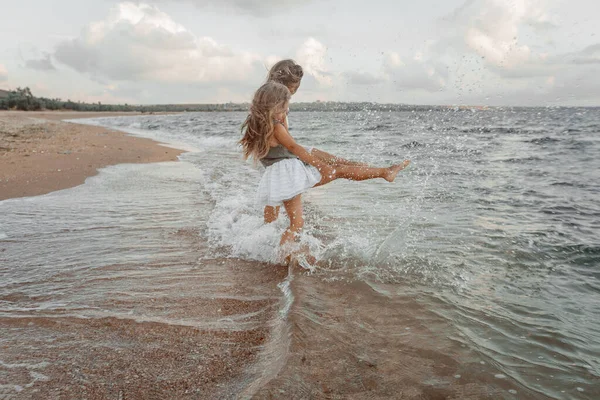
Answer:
xmin=0 ymin=111 xmax=183 ymax=201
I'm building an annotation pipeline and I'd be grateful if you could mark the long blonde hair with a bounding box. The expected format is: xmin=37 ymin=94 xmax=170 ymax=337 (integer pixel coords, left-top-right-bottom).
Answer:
xmin=267 ymin=59 xmax=304 ymax=88
xmin=240 ymin=82 xmax=291 ymax=161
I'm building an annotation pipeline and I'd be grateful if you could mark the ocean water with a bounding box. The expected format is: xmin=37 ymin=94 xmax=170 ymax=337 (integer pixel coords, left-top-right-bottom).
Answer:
xmin=1 ymin=108 xmax=599 ymax=399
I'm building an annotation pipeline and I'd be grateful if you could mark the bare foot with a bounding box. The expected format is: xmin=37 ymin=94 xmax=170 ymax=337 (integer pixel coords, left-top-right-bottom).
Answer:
xmin=280 ymin=245 xmax=316 ymax=268
xmin=384 ymin=160 xmax=410 ymax=182
xmin=295 ymin=253 xmax=317 ymax=273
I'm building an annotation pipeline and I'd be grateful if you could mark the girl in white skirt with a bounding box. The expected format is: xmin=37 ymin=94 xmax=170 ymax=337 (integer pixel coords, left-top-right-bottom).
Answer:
xmin=240 ymin=82 xmax=410 ymax=264
xmin=262 ymin=59 xmax=369 ymax=224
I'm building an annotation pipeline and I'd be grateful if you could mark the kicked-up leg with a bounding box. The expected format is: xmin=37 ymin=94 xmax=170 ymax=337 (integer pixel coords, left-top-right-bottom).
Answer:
xmin=316 ymin=160 xmax=410 ymax=186
xmin=312 ymin=148 xmax=369 ymax=167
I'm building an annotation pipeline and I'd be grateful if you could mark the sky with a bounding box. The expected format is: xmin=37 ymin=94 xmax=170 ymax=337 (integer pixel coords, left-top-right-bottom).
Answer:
xmin=1 ymin=0 xmax=599 ymax=106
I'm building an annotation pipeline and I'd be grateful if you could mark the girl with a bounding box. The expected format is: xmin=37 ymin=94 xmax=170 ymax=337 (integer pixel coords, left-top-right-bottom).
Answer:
xmin=263 ymin=59 xmax=369 ymax=223
xmin=240 ymin=82 xmax=410 ymax=264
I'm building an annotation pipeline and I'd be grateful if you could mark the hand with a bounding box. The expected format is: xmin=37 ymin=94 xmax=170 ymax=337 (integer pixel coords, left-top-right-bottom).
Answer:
xmin=402 ymin=160 xmax=411 ymax=169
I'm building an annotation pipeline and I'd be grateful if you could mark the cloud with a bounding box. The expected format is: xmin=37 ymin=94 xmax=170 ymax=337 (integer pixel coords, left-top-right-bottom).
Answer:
xmin=455 ymin=63 xmax=600 ymax=106
xmin=158 ymin=0 xmax=318 ymax=16
xmin=343 ymin=71 xmax=385 ymax=85
xmin=296 ymin=37 xmax=333 ymax=86
xmin=440 ymin=0 xmax=556 ymax=74
xmin=421 ymin=0 xmax=600 ymax=106
xmin=339 ymin=49 xmax=447 ymax=95
xmin=0 ymin=64 xmax=7 ymax=82
xmin=569 ymin=43 xmax=600 ymax=65
xmin=471 ymin=42 xmax=600 ymax=79
xmin=527 ymin=19 xmax=559 ymax=32
xmin=382 ymin=52 xmax=447 ymax=92
xmin=25 ymin=53 xmax=56 ymax=71
xmin=54 ymin=2 xmax=265 ymax=84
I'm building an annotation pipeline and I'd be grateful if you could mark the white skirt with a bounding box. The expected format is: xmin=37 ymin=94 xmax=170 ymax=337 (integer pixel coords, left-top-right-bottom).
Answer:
xmin=257 ymin=158 xmax=322 ymax=207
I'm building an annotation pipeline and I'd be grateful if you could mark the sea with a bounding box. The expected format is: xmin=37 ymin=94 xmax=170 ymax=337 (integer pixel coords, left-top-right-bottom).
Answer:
xmin=1 ymin=107 xmax=599 ymax=399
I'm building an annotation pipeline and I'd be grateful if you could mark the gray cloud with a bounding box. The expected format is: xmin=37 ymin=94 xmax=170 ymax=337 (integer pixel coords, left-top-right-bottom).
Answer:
xmin=528 ymin=19 xmax=559 ymax=32
xmin=55 ymin=40 xmax=98 ymax=75
xmin=573 ymin=59 xmax=600 ymax=65
xmin=343 ymin=71 xmax=385 ymax=85
xmin=339 ymin=51 xmax=448 ymax=94
xmin=383 ymin=54 xmax=447 ymax=92
xmin=482 ymin=42 xmax=600 ymax=79
xmin=0 ymin=65 xmax=7 ymax=82
xmin=569 ymin=43 xmax=600 ymax=65
xmin=25 ymin=53 xmax=56 ymax=71
xmin=458 ymin=65 xmax=600 ymax=106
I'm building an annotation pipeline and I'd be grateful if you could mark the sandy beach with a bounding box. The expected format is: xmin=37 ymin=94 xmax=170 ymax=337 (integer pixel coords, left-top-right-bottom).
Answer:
xmin=0 ymin=111 xmax=183 ymax=201
xmin=0 ymin=111 xmax=296 ymax=399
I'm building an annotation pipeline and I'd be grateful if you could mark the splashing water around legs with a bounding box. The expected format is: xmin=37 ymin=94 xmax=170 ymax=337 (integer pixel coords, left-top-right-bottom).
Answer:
xmin=279 ymin=160 xmax=411 ymax=267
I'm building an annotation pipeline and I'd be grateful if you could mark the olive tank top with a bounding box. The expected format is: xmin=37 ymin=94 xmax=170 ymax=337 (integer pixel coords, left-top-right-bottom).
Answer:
xmin=260 ymin=145 xmax=298 ymax=167
xmin=259 ymin=119 xmax=299 ymax=167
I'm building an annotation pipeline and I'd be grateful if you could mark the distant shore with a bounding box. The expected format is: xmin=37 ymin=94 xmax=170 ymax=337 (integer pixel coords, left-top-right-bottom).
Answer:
xmin=0 ymin=111 xmax=184 ymax=201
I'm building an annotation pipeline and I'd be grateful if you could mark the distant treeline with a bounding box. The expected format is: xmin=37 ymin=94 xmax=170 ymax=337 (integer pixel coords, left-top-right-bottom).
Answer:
xmin=4 ymin=86 xmax=585 ymax=113
xmin=0 ymin=87 xmax=250 ymax=112
xmin=0 ymin=87 xmax=453 ymax=113
xmin=0 ymin=88 xmax=462 ymax=113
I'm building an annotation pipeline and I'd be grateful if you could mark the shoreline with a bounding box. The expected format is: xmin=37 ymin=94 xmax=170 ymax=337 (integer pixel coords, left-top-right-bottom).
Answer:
xmin=0 ymin=111 xmax=184 ymax=201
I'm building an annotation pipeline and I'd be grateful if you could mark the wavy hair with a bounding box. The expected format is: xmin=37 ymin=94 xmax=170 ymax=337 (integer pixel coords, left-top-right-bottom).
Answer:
xmin=240 ymin=82 xmax=291 ymax=161
xmin=267 ymin=59 xmax=304 ymax=88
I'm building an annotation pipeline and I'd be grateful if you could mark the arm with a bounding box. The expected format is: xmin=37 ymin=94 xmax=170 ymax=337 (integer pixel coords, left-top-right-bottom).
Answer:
xmin=273 ymin=124 xmax=334 ymax=176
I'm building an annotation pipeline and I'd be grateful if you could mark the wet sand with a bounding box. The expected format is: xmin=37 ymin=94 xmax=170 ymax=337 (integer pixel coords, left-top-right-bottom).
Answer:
xmin=248 ymin=272 xmax=538 ymax=399
xmin=0 ymin=256 xmax=289 ymax=400
xmin=0 ymin=111 xmax=183 ymax=201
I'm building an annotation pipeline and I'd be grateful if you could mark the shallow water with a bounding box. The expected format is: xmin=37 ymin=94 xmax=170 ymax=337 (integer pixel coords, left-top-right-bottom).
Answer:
xmin=1 ymin=108 xmax=599 ymax=398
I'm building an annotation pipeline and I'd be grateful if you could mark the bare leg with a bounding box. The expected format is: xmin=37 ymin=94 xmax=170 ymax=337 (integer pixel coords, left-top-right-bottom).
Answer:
xmin=315 ymin=160 xmax=410 ymax=187
xmin=264 ymin=205 xmax=280 ymax=223
xmin=280 ymin=195 xmax=303 ymax=248
xmin=312 ymin=148 xmax=368 ymax=167
xmin=279 ymin=194 xmax=317 ymax=267
xmin=278 ymin=195 xmax=305 ymax=265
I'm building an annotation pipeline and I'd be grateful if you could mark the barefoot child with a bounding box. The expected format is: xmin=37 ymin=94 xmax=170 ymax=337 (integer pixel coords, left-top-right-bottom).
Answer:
xmin=263 ymin=59 xmax=369 ymax=224
xmin=240 ymin=82 xmax=410 ymax=264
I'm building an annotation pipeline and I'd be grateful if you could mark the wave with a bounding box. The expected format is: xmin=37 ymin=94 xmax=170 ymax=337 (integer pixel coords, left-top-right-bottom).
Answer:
xmin=402 ymin=140 xmax=426 ymax=148
xmin=364 ymin=123 xmax=393 ymax=131
xmin=526 ymin=137 xmax=561 ymax=144
xmin=494 ymin=156 xmax=543 ymax=163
